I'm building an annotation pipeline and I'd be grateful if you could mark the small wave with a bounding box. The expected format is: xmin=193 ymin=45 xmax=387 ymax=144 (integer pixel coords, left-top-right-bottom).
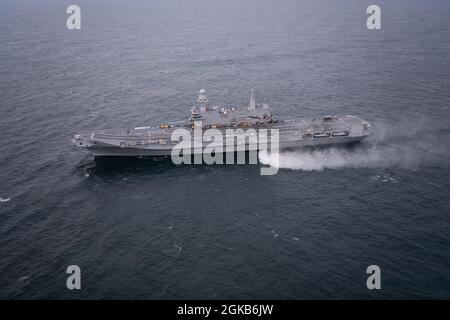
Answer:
xmin=371 ymin=173 xmax=400 ymax=184
xmin=0 ymin=197 xmax=11 ymax=203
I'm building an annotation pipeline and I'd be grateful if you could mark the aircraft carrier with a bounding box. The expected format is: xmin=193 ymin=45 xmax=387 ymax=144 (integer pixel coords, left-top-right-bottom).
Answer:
xmin=72 ymin=89 xmax=370 ymax=157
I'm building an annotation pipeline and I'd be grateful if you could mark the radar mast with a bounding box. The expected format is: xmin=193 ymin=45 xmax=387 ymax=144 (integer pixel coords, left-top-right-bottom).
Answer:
xmin=197 ymin=89 xmax=208 ymax=111
xmin=248 ymin=88 xmax=256 ymax=111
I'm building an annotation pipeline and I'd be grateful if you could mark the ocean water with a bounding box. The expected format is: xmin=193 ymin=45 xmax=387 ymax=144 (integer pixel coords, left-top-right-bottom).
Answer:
xmin=0 ymin=0 xmax=450 ymax=299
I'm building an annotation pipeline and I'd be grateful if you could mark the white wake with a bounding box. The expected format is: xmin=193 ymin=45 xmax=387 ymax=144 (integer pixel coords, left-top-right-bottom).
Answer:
xmin=258 ymin=144 xmax=423 ymax=172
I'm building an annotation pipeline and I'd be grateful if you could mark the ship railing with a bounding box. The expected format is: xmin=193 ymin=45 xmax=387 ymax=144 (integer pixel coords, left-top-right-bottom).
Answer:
xmin=92 ymin=131 xmax=176 ymax=145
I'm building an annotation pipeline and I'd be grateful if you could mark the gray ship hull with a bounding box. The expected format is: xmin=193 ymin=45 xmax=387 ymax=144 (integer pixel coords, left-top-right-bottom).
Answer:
xmin=83 ymin=135 xmax=367 ymax=157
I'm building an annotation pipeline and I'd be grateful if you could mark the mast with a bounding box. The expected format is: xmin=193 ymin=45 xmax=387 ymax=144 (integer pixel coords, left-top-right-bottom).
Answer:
xmin=248 ymin=88 xmax=256 ymax=111
xmin=197 ymin=89 xmax=208 ymax=111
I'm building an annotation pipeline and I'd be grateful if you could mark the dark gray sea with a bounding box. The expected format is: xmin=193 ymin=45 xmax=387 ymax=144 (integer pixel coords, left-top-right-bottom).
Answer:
xmin=1 ymin=0 xmax=449 ymax=299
